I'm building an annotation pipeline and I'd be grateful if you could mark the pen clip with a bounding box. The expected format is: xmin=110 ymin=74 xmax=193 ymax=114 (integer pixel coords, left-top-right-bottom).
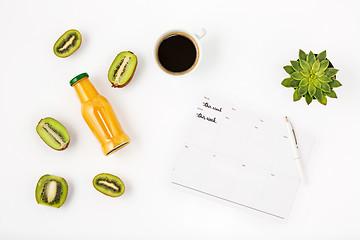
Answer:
xmin=285 ymin=116 xmax=299 ymax=146
xmin=291 ymin=127 xmax=298 ymax=146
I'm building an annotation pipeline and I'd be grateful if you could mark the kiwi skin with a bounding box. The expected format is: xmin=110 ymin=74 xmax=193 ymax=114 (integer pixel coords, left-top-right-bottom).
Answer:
xmin=93 ymin=173 xmax=125 ymax=197
xmin=36 ymin=117 xmax=70 ymax=151
xmin=108 ymin=51 xmax=138 ymax=88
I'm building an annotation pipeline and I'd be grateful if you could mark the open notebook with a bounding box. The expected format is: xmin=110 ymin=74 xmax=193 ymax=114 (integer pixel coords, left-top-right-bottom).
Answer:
xmin=171 ymin=95 xmax=314 ymax=220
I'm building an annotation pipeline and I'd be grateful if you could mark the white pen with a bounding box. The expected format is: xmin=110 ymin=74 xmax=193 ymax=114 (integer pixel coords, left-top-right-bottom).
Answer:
xmin=285 ymin=116 xmax=307 ymax=184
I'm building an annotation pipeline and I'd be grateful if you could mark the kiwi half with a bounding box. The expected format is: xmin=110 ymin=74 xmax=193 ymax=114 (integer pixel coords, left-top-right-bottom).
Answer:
xmin=108 ymin=51 xmax=138 ymax=88
xmin=53 ymin=29 xmax=82 ymax=58
xmin=93 ymin=173 xmax=125 ymax=197
xmin=35 ymin=174 xmax=68 ymax=208
xmin=36 ymin=117 xmax=70 ymax=150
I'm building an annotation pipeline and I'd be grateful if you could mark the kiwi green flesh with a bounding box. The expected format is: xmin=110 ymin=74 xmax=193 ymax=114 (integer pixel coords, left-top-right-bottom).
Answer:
xmin=108 ymin=51 xmax=137 ymax=87
xmin=53 ymin=29 xmax=81 ymax=58
xmin=36 ymin=117 xmax=70 ymax=150
xmin=93 ymin=173 xmax=125 ymax=197
xmin=36 ymin=175 xmax=68 ymax=208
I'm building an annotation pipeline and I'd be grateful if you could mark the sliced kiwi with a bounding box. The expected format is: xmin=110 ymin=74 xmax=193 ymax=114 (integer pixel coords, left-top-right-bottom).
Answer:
xmin=93 ymin=173 xmax=125 ymax=197
xmin=35 ymin=174 xmax=68 ymax=208
xmin=36 ymin=117 xmax=70 ymax=150
xmin=108 ymin=51 xmax=138 ymax=88
xmin=53 ymin=29 xmax=82 ymax=58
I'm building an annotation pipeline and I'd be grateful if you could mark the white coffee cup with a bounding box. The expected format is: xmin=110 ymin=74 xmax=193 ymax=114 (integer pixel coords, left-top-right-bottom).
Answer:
xmin=155 ymin=28 xmax=207 ymax=75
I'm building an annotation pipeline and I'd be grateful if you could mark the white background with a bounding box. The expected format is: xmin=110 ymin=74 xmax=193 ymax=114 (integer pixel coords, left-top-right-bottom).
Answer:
xmin=1 ymin=0 xmax=360 ymax=239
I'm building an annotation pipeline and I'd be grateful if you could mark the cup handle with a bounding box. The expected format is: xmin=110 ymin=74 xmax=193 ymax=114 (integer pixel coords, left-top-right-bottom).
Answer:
xmin=195 ymin=28 xmax=207 ymax=40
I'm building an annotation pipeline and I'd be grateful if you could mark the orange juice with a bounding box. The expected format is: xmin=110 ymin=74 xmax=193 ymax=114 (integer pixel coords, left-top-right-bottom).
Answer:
xmin=70 ymin=73 xmax=130 ymax=155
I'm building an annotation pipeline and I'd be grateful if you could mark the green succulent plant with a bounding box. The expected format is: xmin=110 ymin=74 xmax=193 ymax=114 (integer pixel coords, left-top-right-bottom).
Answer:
xmin=282 ymin=49 xmax=342 ymax=105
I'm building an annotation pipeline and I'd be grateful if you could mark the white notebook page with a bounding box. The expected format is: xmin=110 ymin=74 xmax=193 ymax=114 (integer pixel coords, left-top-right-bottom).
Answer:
xmin=172 ymin=95 xmax=314 ymax=220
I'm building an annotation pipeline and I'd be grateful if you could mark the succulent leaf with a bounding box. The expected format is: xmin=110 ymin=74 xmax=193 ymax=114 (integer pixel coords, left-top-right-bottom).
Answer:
xmin=298 ymin=85 xmax=308 ymax=95
xmin=324 ymin=89 xmax=338 ymax=98
xmin=305 ymin=93 xmax=313 ymax=105
xmin=284 ymin=65 xmax=296 ymax=75
xmin=325 ymin=68 xmax=339 ymax=77
xmin=318 ymin=95 xmax=327 ymax=105
xmin=307 ymin=51 xmax=316 ymax=66
xmin=299 ymin=78 xmax=309 ymax=86
xmin=320 ymin=82 xmax=331 ymax=92
xmin=289 ymin=79 xmax=300 ymax=87
xmin=299 ymin=49 xmax=307 ymax=60
xmin=318 ymin=75 xmax=332 ymax=82
xmin=329 ymin=79 xmax=342 ymax=88
xmin=293 ymin=88 xmax=302 ymax=101
xmin=300 ymin=70 xmax=310 ymax=77
xmin=317 ymin=50 xmax=327 ymax=61
xmin=315 ymin=70 xmax=325 ymax=78
xmin=319 ymin=60 xmax=329 ymax=72
xmin=291 ymin=72 xmax=304 ymax=80
xmin=281 ymin=78 xmax=293 ymax=87
xmin=314 ymin=88 xmax=323 ymax=101
xmin=291 ymin=60 xmax=302 ymax=71
xmin=299 ymin=59 xmax=311 ymax=71
xmin=312 ymin=60 xmax=320 ymax=72
xmin=308 ymin=83 xmax=316 ymax=97
xmin=313 ymin=79 xmax=321 ymax=89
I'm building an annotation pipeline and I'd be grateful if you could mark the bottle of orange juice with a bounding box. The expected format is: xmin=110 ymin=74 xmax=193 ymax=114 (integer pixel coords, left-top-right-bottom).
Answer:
xmin=70 ymin=73 xmax=130 ymax=155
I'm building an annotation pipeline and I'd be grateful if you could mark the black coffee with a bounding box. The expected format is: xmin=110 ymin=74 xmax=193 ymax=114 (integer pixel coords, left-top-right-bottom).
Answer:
xmin=157 ymin=34 xmax=197 ymax=73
